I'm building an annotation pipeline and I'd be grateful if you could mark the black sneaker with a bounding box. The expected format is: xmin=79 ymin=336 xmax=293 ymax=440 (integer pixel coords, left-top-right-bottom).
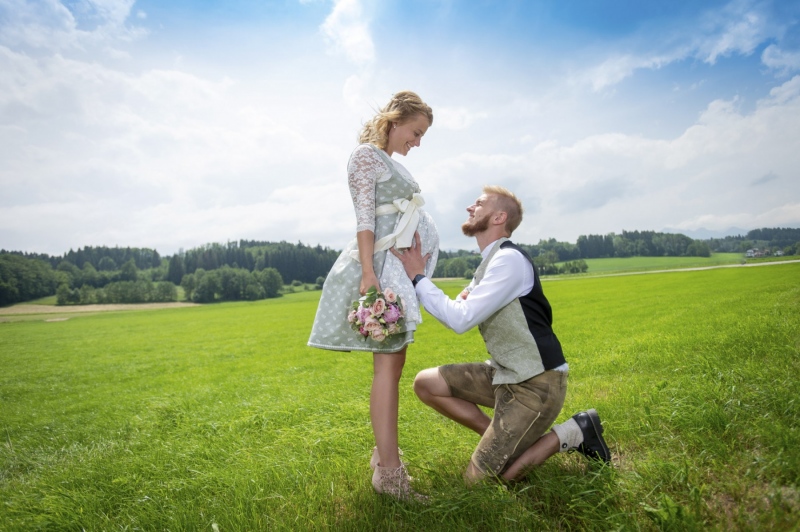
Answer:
xmin=572 ymin=409 xmax=611 ymax=463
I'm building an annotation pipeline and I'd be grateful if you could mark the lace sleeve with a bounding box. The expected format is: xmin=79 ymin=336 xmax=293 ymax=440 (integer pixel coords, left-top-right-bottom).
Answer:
xmin=347 ymin=145 xmax=388 ymax=232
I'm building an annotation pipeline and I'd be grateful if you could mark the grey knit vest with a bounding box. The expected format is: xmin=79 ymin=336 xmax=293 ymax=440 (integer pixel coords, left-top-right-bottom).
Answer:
xmin=474 ymin=238 xmax=566 ymax=385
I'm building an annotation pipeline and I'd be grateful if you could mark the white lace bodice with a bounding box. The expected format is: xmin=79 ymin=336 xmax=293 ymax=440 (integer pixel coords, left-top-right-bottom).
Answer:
xmin=347 ymin=144 xmax=420 ymax=232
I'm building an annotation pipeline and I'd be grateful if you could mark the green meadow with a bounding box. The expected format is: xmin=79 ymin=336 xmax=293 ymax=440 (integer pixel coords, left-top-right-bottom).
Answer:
xmin=562 ymin=252 xmax=745 ymax=275
xmin=1 ymin=264 xmax=798 ymax=530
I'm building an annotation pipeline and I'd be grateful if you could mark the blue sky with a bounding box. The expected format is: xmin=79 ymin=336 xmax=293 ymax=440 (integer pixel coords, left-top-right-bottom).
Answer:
xmin=1 ymin=0 xmax=799 ymax=255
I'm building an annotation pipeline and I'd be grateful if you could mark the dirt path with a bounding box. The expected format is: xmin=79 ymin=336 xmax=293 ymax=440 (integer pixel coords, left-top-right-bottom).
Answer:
xmin=0 ymin=302 xmax=200 ymax=316
xmin=442 ymin=259 xmax=800 ymax=283
xmin=570 ymin=259 xmax=800 ymax=279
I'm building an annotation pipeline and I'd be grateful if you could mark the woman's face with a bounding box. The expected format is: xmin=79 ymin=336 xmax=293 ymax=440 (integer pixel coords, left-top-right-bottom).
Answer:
xmin=386 ymin=113 xmax=430 ymax=156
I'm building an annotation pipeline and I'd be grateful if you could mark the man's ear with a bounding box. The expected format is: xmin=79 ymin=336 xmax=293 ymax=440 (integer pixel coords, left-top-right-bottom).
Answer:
xmin=493 ymin=211 xmax=508 ymax=226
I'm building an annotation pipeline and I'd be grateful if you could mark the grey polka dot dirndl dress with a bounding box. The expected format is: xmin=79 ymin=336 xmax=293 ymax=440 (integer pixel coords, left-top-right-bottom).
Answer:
xmin=307 ymin=143 xmax=439 ymax=353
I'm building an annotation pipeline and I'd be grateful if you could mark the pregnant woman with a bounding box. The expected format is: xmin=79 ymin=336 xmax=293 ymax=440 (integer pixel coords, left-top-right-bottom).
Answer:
xmin=308 ymin=91 xmax=439 ymax=500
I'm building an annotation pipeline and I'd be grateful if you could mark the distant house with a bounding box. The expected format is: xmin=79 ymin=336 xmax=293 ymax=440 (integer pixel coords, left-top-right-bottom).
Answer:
xmin=746 ymin=249 xmax=755 ymax=258
xmin=775 ymin=250 xmax=784 ymax=257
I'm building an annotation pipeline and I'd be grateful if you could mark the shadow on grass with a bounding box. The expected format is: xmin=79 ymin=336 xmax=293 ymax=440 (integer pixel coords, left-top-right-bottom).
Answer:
xmin=340 ymin=454 xmax=625 ymax=531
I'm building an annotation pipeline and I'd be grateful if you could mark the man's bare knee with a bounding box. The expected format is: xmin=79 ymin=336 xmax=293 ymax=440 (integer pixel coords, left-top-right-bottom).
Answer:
xmin=413 ymin=367 xmax=444 ymax=402
xmin=413 ymin=370 xmax=432 ymax=401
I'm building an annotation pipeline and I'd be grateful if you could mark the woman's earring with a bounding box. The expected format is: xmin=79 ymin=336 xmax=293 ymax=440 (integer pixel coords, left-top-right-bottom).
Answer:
xmin=393 ymin=124 xmax=397 ymax=129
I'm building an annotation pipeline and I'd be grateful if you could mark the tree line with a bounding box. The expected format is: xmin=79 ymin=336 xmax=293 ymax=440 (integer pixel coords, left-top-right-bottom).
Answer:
xmin=179 ymin=266 xmax=284 ymax=303
xmin=164 ymin=240 xmax=339 ymax=285
xmin=7 ymin=241 xmax=338 ymax=287
xmin=44 ymin=257 xmax=286 ymax=306
xmin=433 ymin=248 xmax=588 ymax=279
xmin=1 ymin=240 xmax=338 ymax=306
xmin=576 ymin=230 xmax=711 ymax=259
xmin=433 ymin=228 xmax=800 ymax=280
xmin=0 ymin=244 xmax=304 ymax=308
xmin=2 ymin=228 xmax=798 ymax=306
xmin=704 ymin=227 xmax=800 ymax=253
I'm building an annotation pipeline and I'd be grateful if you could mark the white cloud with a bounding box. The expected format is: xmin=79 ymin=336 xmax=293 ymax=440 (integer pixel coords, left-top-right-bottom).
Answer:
xmin=581 ymin=0 xmax=784 ymax=91
xmin=0 ymin=27 xmax=356 ymax=254
xmin=0 ymin=182 xmax=355 ymax=253
xmin=320 ymin=0 xmax=374 ymax=66
xmin=420 ymin=74 xmax=800 ymax=250
xmin=762 ymin=44 xmax=800 ymax=76
xmin=750 ymin=171 xmax=779 ymax=186
xmin=695 ymin=0 xmax=773 ymax=64
xmin=584 ymin=53 xmax=678 ymax=91
xmin=435 ymin=106 xmax=488 ymax=131
xmin=0 ymin=0 xmax=145 ymax=51
xmin=1 ymin=0 xmax=798 ymax=257
xmin=343 ymin=73 xmax=371 ymax=110
xmin=765 ymin=72 xmax=800 ymax=103
xmin=671 ymin=203 xmax=800 ymax=233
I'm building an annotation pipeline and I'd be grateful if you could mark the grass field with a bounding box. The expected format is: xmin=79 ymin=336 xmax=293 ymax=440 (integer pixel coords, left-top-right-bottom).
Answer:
xmin=560 ymin=252 xmax=745 ymax=275
xmin=1 ymin=264 xmax=799 ymax=530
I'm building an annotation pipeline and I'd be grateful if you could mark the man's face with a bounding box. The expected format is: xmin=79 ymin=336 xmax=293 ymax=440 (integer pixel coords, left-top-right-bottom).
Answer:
xmin=462 ymin=194 xmax=495 ymax=236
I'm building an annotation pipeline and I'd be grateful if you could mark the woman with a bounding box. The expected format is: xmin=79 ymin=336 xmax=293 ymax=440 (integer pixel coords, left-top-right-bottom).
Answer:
xmin=308 ymin=91 xmax=439 ymax=500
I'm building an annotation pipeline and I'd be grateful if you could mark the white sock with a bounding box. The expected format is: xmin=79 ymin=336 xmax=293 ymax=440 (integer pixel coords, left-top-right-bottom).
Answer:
xmin=551 ymin=418 xmax=584 ymax=452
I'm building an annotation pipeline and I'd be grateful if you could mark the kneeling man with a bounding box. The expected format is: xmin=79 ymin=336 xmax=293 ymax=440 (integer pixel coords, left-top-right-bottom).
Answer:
xmin=392 ymin=185 xmax=610 ymax=483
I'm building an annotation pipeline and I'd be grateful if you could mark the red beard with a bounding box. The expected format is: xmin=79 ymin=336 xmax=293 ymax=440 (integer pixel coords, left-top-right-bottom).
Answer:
xmin=461 ymin=214 xmax=491 ymax=236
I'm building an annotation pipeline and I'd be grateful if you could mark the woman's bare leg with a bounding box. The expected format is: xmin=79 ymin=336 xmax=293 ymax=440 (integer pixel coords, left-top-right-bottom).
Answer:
xmin=370 ymin=349 xmax=407 ymax=468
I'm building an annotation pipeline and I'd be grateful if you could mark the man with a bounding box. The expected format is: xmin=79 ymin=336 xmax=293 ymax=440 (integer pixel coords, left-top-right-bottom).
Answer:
xmin=391 ymin=185 xmax=610 ymax=484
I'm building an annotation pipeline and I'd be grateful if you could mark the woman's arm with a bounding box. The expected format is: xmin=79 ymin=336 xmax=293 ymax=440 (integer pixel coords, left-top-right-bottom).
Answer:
xmin=348 ymin=145 xmax=387 ymax=294
xmin=357 ymin=230 xmax=380 ymax=295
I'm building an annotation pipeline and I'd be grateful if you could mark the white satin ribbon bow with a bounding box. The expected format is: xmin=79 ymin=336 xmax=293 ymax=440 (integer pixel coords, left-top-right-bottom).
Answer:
xmin=349 ymin=193 xmax=425 ymax=262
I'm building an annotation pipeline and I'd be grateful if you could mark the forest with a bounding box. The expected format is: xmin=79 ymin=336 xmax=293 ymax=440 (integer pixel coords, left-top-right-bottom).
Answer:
xmin=0 ymin=240 xmax=337 ymax=307
xmin=2 ymin=228 xmax=798 ymax=307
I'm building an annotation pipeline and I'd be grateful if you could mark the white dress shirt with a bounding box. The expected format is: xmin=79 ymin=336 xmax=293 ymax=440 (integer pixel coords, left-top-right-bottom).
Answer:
xmin=414 ymin=239 xmax=533 ymax=334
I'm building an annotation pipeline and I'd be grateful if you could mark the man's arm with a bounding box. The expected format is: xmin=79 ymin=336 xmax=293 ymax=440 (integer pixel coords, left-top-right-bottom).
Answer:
xmin=391 ymin=234 xmax=532 ymax=333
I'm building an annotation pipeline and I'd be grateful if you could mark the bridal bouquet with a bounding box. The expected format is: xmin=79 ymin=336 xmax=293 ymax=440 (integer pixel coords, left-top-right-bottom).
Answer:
xmin=348 ymin=286 xmax=404 ymax=342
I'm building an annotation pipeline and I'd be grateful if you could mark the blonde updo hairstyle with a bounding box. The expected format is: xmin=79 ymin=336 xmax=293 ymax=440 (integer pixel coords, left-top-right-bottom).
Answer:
xmin=359 ymin=90 xmax=433 ymax=150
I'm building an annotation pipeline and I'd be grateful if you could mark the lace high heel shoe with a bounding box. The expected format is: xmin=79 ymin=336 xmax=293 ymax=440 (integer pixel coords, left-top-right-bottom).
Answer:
xmin=372 ymin=463 xmax=428 ymax=502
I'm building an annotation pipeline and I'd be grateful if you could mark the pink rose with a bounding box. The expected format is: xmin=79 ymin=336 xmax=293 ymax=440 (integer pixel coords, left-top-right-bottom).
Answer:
xmin=383 ymin=304 xmax=401 ymax=324
xmin=383 ymin=288 xmax=397 ymax=304
xmin=371 ymin=330 xmax=386 ymax=342
xmin=347 ymin=309 xmax=358 ymax=323
xmin=387 ymin=322 xmax=399 ymax=335
xmin=371 ymin=298 xmax=386 ymax=316
xmin=357 ymin=306 xmax=372 ymax=323
xmin=364 ymin=318 xmax=382 ymax=332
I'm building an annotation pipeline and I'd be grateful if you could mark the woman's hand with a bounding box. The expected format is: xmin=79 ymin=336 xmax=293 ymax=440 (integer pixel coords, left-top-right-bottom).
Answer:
xmin=360 ymin=271 xmax=381 ymax=295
